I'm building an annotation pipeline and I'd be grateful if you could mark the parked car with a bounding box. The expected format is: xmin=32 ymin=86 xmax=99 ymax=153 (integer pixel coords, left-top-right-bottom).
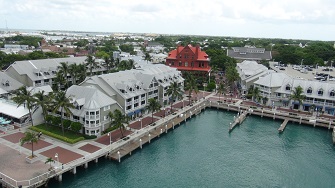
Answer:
xmin=279 ymin=67 xmax=285 ymax=70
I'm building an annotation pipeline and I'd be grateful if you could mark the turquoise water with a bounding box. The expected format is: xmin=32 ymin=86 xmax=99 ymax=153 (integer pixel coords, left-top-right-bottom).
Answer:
xmin=48 ymin=109 xmax=335 ymax=188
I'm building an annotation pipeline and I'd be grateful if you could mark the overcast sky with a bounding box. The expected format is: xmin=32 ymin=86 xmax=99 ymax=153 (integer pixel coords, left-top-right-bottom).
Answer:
xmin=1 ymin=0 xmax=334 ymax=41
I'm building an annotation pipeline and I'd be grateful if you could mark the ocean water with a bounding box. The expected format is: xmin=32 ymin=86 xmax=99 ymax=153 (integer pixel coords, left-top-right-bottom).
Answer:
xmin=48 ymin=109 xmax=335 ymax=188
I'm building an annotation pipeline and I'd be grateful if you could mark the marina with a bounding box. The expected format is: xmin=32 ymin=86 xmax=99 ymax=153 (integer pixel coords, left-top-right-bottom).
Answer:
xmin=1 ymin=94 xmax=335 ymax=187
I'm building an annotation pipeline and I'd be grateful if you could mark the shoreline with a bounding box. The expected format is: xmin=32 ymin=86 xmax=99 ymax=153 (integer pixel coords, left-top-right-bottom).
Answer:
xmin=1 ymin=94 xmax=335 ymax=187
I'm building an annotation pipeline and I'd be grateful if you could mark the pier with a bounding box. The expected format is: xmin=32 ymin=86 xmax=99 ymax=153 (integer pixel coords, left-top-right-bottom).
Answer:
xmin=278 ymin=119 xmax=289 ymax=133
xmin=2 ymin=92 xmax=335 ymax=188
xmin=229 ymin=110 xmax=248 ymax=132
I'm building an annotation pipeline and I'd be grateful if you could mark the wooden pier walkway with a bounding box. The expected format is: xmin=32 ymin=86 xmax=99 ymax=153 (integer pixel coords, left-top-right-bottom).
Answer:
xmin=278 ymin=119 xmax=289 ymax=133
xmin=229 ymin=110 xmax=248 ymax=132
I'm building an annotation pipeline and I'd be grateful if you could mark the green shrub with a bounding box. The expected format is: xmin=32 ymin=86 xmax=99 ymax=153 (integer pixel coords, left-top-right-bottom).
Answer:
xmin=83 ymin=135 xmax=97 ymax=139
xmin=103 ymin=125 xmax=118 ymax=134
xmin=63 ymin=119 xmax=72 ymax=129
xmin=52 ymin=116 xmax=61 ymax=126
xmin=30 ymin=126 xmax=85 ymax=144
xmin=71 ymin=122 xmax=82 ymax=133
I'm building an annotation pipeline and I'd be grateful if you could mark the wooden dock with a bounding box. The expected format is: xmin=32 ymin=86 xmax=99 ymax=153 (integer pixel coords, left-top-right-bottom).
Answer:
xmin=278 ymin=119 xmax=289 ymax=133
xmin=229 ymin=111 xmax=248 ymax=132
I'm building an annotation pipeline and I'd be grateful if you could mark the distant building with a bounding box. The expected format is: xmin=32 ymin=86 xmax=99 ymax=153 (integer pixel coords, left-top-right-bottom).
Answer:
xmin=236 ymin=60 xmax=269 ymax=94
xmin=165 ymin=44 xmax=210 ymax=77
xmin=4 ymin=44 xmax=29 ymax=50
xmin=227 ymin=47 xmax=272 ymax=61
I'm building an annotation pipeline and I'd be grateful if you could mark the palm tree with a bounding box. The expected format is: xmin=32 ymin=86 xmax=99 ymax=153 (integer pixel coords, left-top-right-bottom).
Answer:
xmin=57 ymin=62 xmax=70 ymax=88
xmin=45 ymin=157 xmax=55 ymax=170
xmin=144 ymin=52 xmax=152 ymax=63
xmin=166 ymin=81 xmax=183 ymax=113
xmin=77 ymin=64 xmax=87 ymax=83
xmin=12 ymin=86 xmax=36 ymax=126
xmin=52 ymin=91 xmax=74 ymax=136
xmin=217 ymin=82 xmax=226 ymax=101
xmin=252 ymin=86 xmax=261 ymax=102
xmin=53 ymin=71 xmax=66 ymax=90
xmin=33 ymin=91 xmax=51 ymax=124
xmin=68 ymin=64 xmax=79 ymax=85
xmin=20 ymin=131 xmax=39 ymax=157
xmin=289 ymin=86 xmax=305 ymax=109
xmin=225 ymin=66 xmax=240 ymax=92
xmin=184 ymin=74 xmax=198 ymax=104
xmin=85 ymin=55 xmax=96 ymax=76
xmin=108 ymin=109 xmax=126 ymax=137
xmin=146 ymin=98 xmax=161 ymax=124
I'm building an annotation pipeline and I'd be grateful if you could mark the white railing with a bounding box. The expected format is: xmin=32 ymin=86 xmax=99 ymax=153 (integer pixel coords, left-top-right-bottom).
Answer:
xmin=85 ymin=115 xmax=100 ymax=120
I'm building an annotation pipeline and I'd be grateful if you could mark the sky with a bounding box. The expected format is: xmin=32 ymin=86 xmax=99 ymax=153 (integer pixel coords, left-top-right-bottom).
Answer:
xmin=0 ymin=0 xmax=334 ymax=41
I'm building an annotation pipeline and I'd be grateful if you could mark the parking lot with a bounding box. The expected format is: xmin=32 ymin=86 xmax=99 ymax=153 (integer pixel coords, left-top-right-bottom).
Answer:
xmin=269 ymin=62 xmax=335 ymax=82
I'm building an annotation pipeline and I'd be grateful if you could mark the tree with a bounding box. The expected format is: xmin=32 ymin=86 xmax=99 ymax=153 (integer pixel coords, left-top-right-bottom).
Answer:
xmin=250 ymin=86 xmax=261 ymax=102
xmin=289 ymin=86 xmax=305 ymax=109
xmin=20 ymin=131 xmax=39 ymax=157
xmin=217 ymin=82 xmax=226 ymax=101
xmin=146 ymin=98 xmax=161 ymax=124
xmin=12 ymin=87 xmax=36 ymax=126
xmin=166 ymin=81 xmax=183 ymax=113
xmin=52 ymin=91 xmax=74 ymax=136
xmin=57 ymin=62 xmax=69 ymax=86
xmin=108 ymin=109 xmax=127 ymax=137
xmin=225 ymin=66 xmax=239 ymax=91
xmin=184 ymin=74 xmax=198 ymax=104
xmin=85 ymin=55 xmax=96 ymax=76
xmin=45 ymin=157 xmax=55 ymax=170
xmin=33 ymin=91 xmax=51 ymax=124
xmin=68 ymin=64 xmax=79 ymax=85
xmin=71 ymin=122 xmax=82 ymax=133
xmin=144 ymin=52 xmax=152 ymax=63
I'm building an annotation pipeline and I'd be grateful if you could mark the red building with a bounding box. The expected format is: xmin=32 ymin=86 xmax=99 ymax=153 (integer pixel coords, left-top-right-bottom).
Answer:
xmin=165 ymin=44 xmax=210 ymax=77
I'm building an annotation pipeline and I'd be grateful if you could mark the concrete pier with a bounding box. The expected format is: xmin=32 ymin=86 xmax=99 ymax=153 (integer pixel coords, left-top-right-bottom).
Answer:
xmin=278 ymin=119 xmax=289 ymax=133
xmin=229 ymin=111 xmax=248 ymax=132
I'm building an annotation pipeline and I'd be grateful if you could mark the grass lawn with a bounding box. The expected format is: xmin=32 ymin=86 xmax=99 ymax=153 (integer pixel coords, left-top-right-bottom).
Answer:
xmin=34 ymin=124 xmax=83 ymax=140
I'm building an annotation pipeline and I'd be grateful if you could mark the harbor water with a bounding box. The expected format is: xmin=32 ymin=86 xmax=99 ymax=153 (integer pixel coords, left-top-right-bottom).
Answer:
xmin=48 ymin=109 xmax=335 ymax=187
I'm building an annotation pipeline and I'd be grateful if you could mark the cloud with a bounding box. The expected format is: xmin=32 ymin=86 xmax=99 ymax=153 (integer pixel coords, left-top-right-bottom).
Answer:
xmin=0 ymin=0 xmax=334 ymax=40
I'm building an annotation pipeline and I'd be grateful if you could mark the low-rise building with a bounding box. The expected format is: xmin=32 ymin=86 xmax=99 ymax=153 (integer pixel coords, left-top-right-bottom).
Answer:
xmin=65 ymin=85 xmax=121 ymax=136
xmin=5 ymin=56 xmax=107 ymax=87
xmin=236 ymin=60 xmax=269 ymax=94
xmin=228 ymin=47 xmax=272 ymax=61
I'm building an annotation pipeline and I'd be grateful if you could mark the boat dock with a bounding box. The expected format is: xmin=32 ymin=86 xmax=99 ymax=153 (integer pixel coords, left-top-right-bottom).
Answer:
xmin=278 ymin=119 xmax=289 ymax=133
xmin=229 ymin=110 xmax=248 ymax=132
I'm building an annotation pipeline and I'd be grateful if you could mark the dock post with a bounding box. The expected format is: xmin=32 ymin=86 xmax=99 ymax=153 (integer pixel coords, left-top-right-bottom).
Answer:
xmin=84 ymin=162 xmax=88 ymax=169
xmin=261 ymin=110 xmax=263 ymax=117
xmin=165 ymin=125 xmax=168 ymax=133
xmin=117 ymin=151 xmax=121 ymax=163
xmin=159 ymin=128 xmax=163 ymax=137
xmin=140 ymin=139 xmax=142 ymax=149
xmin=300 ymin=117 xmax=302 ymax=124
xmin=172 ymin=122 xmax=175 ymax=129
xmin=329 ymin=121 xmax=332 ymax=129
xmin=95 ymin=158 xmax=98 ymax=163
xmin=273 ymin=113 xmax=276 ymax=120
xmin=229 ymin=122 xmax=232 ymax=129
xmin=148 ymin=133 xmax=151 ymax=143
xmin=73 ymin=167 xmax=76 ymax=174
xmin=58 ymin=174 xmax=62 ymax=182
xmin=314 ymin=119 xmax=316 ymax=127
xmin=228 ymin=104 xmax=230 ymax=111
xmin=185 ymin=114 xmax=186 ymax=122
xmin=233 ymin=116 xmax=236 ymax=121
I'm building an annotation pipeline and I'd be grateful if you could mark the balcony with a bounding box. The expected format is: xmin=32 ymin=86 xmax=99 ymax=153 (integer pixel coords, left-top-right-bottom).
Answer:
xmin=84 ymin=123 xmax=100 ymax=128
xmin=134 ymin=99 xmax=139 ymax=103
xmin=126 ymin=101 xmax=133 ymax=106
xmin=85 ymin=115 xmax=100 ymax=120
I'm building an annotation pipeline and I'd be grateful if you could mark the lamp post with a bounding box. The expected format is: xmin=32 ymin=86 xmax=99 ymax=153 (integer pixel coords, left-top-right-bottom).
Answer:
xmin=19 ymin=138 xmax=22 ymax=155
xmin=55 ymin=153 xmax=59 ymax=168
xmin=138 ymin=118 xmax=142 ymax=129
xmin=107 ymin=132 xmax=112 ymax=145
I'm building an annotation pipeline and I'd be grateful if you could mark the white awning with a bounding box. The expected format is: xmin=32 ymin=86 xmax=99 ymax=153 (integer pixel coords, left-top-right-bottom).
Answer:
xmin=0 ymin=99 xmax=29 ymax=119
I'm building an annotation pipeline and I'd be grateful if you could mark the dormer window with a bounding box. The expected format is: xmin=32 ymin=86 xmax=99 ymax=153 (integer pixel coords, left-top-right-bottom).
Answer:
xmin=52 ymin=71 xmax=57 ymax=74
xmin=2 ymin=81 xmax=10 ymax=87
xmin=318 ymin=88 xmax=324 ymax=96
xmin=35 ymin=72 xmax=42 ymax=76
xmin=330 ymin=90 xmax=335 ymax=98
xmin=44 ymin=72 xmax=50 ymax=75
xmin=306 ymin=87 xmax=312 ymax=95
xmin=285 ymin=84 xmax=291 ymax=91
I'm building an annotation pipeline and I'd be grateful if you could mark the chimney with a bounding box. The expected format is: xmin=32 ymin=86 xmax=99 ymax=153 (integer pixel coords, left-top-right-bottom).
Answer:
xmin=176 ymin=44 xmax=181 ymax=56
xmin=195 ymin=44 xmax=200 ymax=57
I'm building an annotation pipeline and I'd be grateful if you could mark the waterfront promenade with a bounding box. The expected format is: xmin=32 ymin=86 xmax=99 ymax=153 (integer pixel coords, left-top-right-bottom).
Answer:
xmin=1 ymin=91 xmax=335 ymax=187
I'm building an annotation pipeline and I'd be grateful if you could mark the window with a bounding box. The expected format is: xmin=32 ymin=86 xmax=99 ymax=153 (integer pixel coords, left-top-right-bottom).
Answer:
xmin=171 ymin=62 xmax=174 ymax=66
xmin=306 ymin=87 xmax=312 ymax=95
xmin=104 ymin=115 xmax=109 ymax=120
xmin=44 ymin=72 xmax=50 ymax=75
xmin=285 ymin=84 xmax=291 ymax=91
xmin=318 ymin=89 xmax=323 ymax=96
xmin=104 ymin=106 xmax=110 ymax=111
xmin=96 ymin=120 xmax=99 ymax=124
xmin=191 ymin=62 xmax=194 ymax=67
xmin=185 ymin=62 xmax=188 ymax=67
xmin=179 ymin=61 xmax=182 ymax=66
xmin=330 ymin=90 xmax=335 ymax=97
